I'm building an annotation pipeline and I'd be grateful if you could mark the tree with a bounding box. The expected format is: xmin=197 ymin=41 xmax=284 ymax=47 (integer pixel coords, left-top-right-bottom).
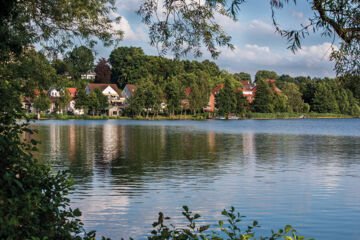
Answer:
xmin=109 ymin=47 xmax=149 ymax=88
xmin=189 ymin=71 xmax=211 ymax=115
xmin=0 ymin=0 xmax=122 ymax=61
xmin=0 ymin=0 xmax=121 ymax=239
xmin=233 ymin=72 xmax=251 ymax=82
xmin=281 ymin=82 xmax=307 ymax=113
xmin=138 ymin=0 xmax=359 ymax=76
xmin=87 ymin=87 xmax=109 ymax=115
xmin=75 ymin=88 xmax=89 ymax=113
xmin=273 ymin=93 xmax=290 ymax=112
xmin=165 ymin=78 xmax=184 ymax=116
xmin=95 ymin=58 xmax=111 ymax=83
xmin=312 ymin=81 xmax=339 ymax=113
xmin=56 ymin=88 xmax=72 ymax=114
xmin=252 ymin=79 xmax=275 ymax=113
xmin=11 ymin=49 xmax=59 ymax=97
xmin=33 ymin=92 xmax=51 ymax=113
xmin=235 ymin=90 xmax=249 ymax=115
xmin=65 ymin=46 xmax=94 ymax=80
xmin=216 ymin=78 xmax=237 ymax=116
xmin=255 ymin=70 xmax=279 ymax=83
xmin=52 ymin=59 xmax=69 ymax=75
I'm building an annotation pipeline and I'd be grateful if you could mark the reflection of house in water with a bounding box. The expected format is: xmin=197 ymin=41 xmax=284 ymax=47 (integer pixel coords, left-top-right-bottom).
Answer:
xmin=242 ymin=132 xmax=255 ymax=157
xmin=102 ymin=124 xmax=121 ymax=163
xmin=208 ymin=131 xmax=216 ymax=153
xmin=49 ymin=124 xmax=61 ymax=156
xmin=68 ymin=124 xmax=76 ymax=161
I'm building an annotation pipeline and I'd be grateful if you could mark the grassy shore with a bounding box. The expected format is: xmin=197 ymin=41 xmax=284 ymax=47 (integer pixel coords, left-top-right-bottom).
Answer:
xmin=27 ymin=112 xmax=357 ymax=120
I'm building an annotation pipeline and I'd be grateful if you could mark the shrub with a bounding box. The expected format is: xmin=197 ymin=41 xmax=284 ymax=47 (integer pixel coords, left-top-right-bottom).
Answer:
xmin=149 ymin=206 xmax=313 ymax=240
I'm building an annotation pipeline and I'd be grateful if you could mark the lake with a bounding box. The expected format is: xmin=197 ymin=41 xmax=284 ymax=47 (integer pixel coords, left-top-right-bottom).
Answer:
xmin=32 ymin=119 xmax=360 ymax=239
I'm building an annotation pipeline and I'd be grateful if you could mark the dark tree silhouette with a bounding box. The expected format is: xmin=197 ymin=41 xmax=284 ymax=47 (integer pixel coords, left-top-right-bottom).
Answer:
xmin=95 ymin=58 xmax=111 ymax=83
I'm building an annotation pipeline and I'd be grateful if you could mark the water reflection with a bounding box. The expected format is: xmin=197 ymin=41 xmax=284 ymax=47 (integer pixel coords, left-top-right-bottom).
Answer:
xmin=32 ymin=119 xmax=360 ymax=240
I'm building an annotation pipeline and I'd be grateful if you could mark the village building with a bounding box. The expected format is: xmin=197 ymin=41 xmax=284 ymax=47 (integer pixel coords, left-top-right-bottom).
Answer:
xmin=66 ymin=88 xmax=84 ymax=115
xmin=81 ymin=71 xmax=96 ymax=80
xmin=122 ymin=84 xmax=137 ymax=102
xmin=86 ymin=83 xmax=124 ymax=116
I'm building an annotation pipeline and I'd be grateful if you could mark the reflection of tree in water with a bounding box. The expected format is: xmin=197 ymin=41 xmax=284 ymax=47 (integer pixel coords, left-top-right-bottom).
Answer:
xmin=254 ymin=133 xmax=360 ymax=170
xmin=109 ymin=126 xmax=240 ymax=187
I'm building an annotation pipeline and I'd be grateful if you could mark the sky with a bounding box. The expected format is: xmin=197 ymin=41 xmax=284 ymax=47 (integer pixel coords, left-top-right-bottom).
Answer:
xmin=93 ymin=0 xmax=339 ymax=79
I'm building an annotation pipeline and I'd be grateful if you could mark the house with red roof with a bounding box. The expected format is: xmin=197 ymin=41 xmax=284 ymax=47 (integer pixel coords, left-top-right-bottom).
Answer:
xmin=122 ymin=84 xmax=137 ymax=100
xmin=86 ymin=83 xmax=124 ymax=116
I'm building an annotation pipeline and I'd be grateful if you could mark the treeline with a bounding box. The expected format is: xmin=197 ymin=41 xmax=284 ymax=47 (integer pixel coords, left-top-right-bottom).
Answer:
xmin=33 ymin=46 xmax=360 ymax=117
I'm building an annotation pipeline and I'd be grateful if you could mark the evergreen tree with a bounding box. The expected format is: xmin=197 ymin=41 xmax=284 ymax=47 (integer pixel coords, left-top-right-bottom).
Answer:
xmin=235 ymin=90 xmax=249 ymax=115
xmin=94 ymin=58 xmax=111 ymax=83
xmin=252 ymin=79 xmax=275 ymax=113
xmin=312 ymin=81 xmax=339 ymax=113
xmin=216 ymin=78 xmax=236 ymax=116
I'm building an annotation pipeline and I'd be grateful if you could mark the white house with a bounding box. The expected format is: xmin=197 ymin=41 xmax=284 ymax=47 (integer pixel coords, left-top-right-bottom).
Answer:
xmin=122 ymin=84 xmax=137 ymax=101
xmin=81 ymin=71 xmax=96 ymax=80
xmin=86 ymin=83 xmax=124 ymax=116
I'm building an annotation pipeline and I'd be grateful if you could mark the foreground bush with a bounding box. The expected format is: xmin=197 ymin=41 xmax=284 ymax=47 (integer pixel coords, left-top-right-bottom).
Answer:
xmin=0 ymin=109 xmax=109 ymax=240
xmin=148 ymin=206 xmax=313 ymax=240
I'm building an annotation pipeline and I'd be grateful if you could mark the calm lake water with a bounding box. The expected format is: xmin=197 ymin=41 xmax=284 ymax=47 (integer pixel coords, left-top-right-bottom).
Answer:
xmin=32 ymin=119 xmax=360 ymax=239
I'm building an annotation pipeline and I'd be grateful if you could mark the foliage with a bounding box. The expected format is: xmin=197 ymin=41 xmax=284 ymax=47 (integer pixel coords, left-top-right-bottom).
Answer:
xmin=95 ymin=58 xmax=111 ymax=83
xmin=281 ymin=82 xmax=308 ymax=113
xmin=137 ymin=0 xmax=236 ymax=58
xmin=109 ymin=47 xmax=149 ymax=88
xmin=65 ymin=46 xmax=95 ymax=80
xmin=216 ymin=78 xmax=237 ymax=116
xmin=273 ymin=93 xmax=290 ymax=113
xmin=52 ymin=59 xmax=70 ymax=75
xmin=233 ymin=72 xmax=252 ymax=82
xmin=75 ymin=88 xmax=89 ymax=112
xmin=87 ymin=87 xmax=109 ymax=115
xmin=8 ymin=49 xmax=59 ymax=97
xmin=252 ymin=79 xmax=275 ymax=113
xmin=255 ymin=70 xmax=279 ymax=83
xmin=312 ymin=81 xmax=339 ymax=113
xmin=56 ymin=88 xmax=72 ymax=114
xmin=33 ymin=92 xmax=51 ymax=112
xmin=0 ymin=0 xmax=122 ymax=60
xmin=235 ymin=90 xmax=249 ymax=115
xmin=149 ymin=206 xmax=312 ymax=240
xmin=189 ymin=71 xmax=211 ymax=115
xmin=165 ymin=78 xmax=185 ymax=116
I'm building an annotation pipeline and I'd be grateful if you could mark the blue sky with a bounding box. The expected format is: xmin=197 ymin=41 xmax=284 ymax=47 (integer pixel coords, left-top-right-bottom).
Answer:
xmin=94 ymin=0 xmax=338 ymax=79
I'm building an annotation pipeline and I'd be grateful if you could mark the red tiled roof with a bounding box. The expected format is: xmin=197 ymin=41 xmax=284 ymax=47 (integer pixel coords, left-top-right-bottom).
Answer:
xmin=185 ymin=87 xmax=191 ymax=97
xmin=34 ymin=90 xmax=47 ymax=95
xmin=125 ymin=84 xmax=137 ymax=96
xmin=212 ymin=84 xmax=224 ymax=95
xmin=87 ymin=83 xmax=121 ymax=95
xmin=67 ymin=88 xmax=76 ymax=98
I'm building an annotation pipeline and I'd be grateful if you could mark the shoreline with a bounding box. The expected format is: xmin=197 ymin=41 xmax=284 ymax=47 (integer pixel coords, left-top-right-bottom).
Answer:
xmin=27 ymin=113 xmax=357 ymax=121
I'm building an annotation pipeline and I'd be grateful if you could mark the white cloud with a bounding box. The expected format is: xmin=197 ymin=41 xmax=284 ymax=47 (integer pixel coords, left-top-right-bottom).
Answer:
xmin=292 ymin=11 xmax=304 ymax=19
xmin=110 ymin=12 xmax=148 ymax=42
xmin=115 ymin=0 xmax=142 ymax=12
xmin=213 ymin=42 xmax=337 ymax=78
